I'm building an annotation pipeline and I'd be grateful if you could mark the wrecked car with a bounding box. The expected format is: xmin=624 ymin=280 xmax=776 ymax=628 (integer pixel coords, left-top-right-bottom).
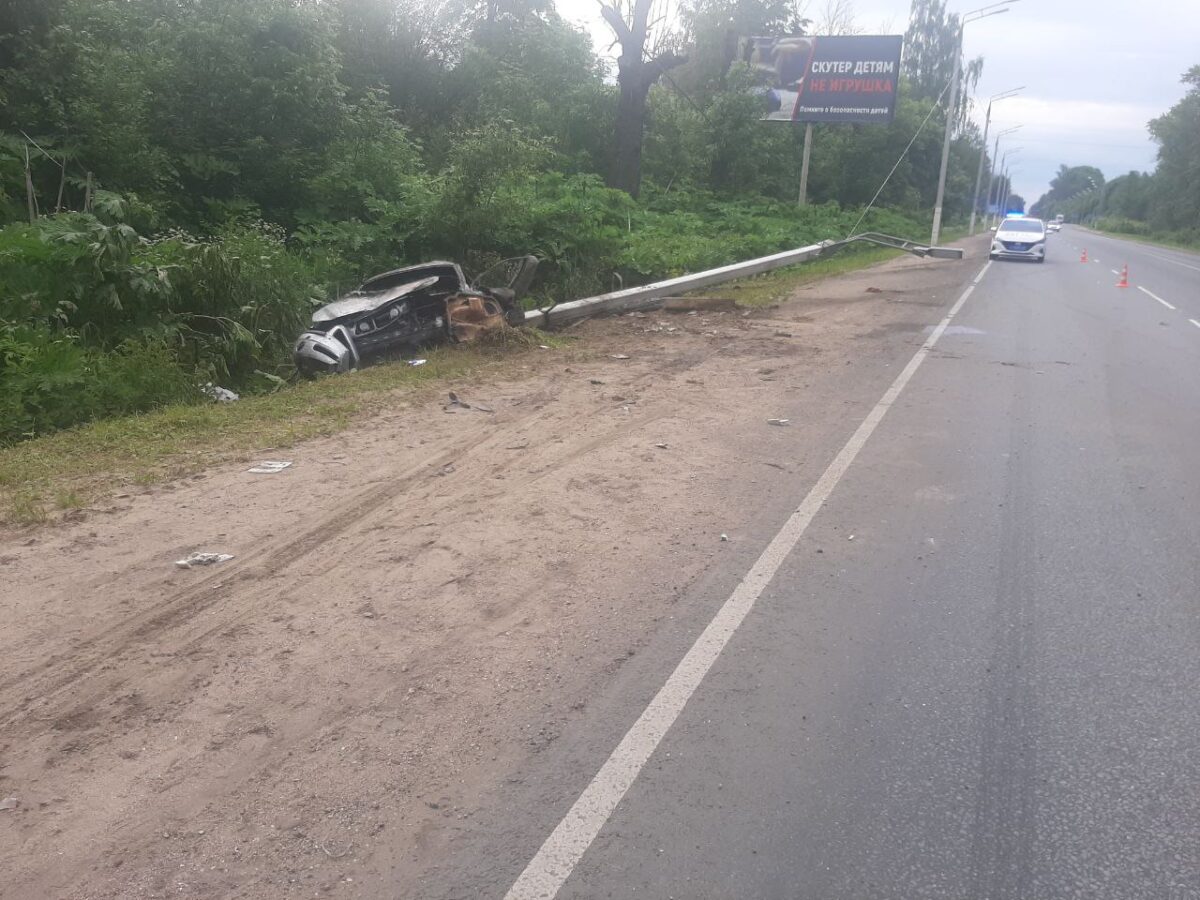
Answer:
xmin=293 ymin=256 xmax=538 ymax=377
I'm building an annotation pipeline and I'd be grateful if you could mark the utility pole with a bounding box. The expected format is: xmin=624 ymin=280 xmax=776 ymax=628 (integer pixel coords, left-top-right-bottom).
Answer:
xmin=24 ymin=145 xmax=37 ymax=223
xmin=798 ymin=123 xmax=814 ymax=206
xmin=931 ymin=1 xmax=1020 ymax=245
xmin=969 ymin=88 xmax=1022 ymax=235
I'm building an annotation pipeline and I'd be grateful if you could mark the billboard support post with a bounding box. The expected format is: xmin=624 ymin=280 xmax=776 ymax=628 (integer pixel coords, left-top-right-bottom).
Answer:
xmin=798 ymin=123 xmax=813 ymax=206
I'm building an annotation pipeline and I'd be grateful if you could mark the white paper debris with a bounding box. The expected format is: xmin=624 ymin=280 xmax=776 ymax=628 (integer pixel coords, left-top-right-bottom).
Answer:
xmin=202 ymin=383 xmax=239 ymax=403
xmin=247 ymin=461 xmax=293 ymax=474
xmin=175 ymin=553 xmax=234 ymax=569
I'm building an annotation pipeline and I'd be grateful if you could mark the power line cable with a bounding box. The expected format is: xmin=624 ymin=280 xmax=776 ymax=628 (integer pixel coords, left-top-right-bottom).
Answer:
xmin=845 ymin=75 xmax=954 ymax=239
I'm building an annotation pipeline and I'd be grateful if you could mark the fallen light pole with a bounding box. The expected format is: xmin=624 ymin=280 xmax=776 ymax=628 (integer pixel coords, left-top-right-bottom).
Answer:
xmin=526 ymin=234 xmax=964 ymax=328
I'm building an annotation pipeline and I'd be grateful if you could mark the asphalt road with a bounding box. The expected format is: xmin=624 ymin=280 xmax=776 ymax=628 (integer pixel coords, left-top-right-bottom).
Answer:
xmin=433 ymin=228 xmax=1200 ymax=900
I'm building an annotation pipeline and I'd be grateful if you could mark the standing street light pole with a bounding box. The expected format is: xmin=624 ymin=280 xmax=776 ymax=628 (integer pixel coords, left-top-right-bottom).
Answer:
xmin=1000 ymin=167 xmax=1019 ymax=218
xmin=997 ymin=148 xmax=1022 ymax=220
xmin=930 ymin=0 xmax=1020 ymax=245
xmin=986 ymin=128 xmax=1021 ymax=227
xmin=969 ymin=87 xmax=1023 ymax=235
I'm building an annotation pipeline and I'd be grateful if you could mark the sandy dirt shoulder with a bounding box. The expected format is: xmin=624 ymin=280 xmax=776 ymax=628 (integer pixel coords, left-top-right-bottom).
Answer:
xmin=0 ymin=246 xmax=981 ymax=899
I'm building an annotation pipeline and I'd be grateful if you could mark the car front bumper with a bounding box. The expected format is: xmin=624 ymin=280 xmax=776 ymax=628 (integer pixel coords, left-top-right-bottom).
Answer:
xmin=991 ymin=241 xmax=1045 ymax=260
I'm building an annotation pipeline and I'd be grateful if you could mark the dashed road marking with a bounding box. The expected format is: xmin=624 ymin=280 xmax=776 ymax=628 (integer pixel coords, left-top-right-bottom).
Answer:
xmin=502 ymin=265 xmax=996 ymax=900
xmin=1189 ymin=319 xmax=1200 ymax=330
xmin=1137 ymin=286 xmax=1176 ymax=311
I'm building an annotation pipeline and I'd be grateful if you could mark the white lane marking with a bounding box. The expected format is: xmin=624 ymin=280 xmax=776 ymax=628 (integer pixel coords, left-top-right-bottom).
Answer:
xmin=1093 ymin=258 xmax=1101 ymax=264
xmin=1111 ymin=269 xmax=1119 ymax=275
xmin=1144 ymin=251 xmax=1200 ymax=273
xmin=1138 ymin=286 xmax=1176 ymax=310
xmin=1189 ymin=319 xmax=1200 ymax=329
xmin=503 ymin=262 xmax=994 ymax=900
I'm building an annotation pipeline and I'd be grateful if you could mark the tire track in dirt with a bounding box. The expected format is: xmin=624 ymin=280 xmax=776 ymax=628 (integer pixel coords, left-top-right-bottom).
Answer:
xmin=3 ymin=324 xmax=769 ymax=900
xmin=1 ymin=338 xmax=726 ymax=732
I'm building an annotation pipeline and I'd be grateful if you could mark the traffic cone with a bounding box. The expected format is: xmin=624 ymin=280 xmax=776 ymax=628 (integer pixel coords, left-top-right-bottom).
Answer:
xmin=1080 ymin=248 xmax=1088 ymax=263
xmin=1116 ymin=263 xmax=1129 ymax=288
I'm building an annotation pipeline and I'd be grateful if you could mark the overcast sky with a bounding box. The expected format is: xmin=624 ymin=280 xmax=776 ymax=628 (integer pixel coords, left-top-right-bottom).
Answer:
xmin=553 ymin=0 xmax=1200 ymax=204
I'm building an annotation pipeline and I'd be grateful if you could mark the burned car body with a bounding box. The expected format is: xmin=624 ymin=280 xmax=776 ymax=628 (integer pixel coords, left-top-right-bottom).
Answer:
xmin=294 ymin=257 xmax=537 ymax=377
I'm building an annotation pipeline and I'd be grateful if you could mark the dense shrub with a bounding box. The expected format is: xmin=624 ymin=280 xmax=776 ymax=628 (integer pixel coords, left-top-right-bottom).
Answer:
xmin=0 ymin=214 xmax=326 ymax=442
xmin=0 ymin=325 xmax=194 ymax=443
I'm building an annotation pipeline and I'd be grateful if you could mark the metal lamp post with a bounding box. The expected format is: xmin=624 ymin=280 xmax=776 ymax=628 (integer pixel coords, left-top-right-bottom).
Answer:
xmin=1000 ymin=168 xmax=1019 ymax=217
xmin=969 ymin=87 xmax=1023 ymax=235
xmin=986 ymin=127 xmax=1021 ymax=227
xmin=997 ymin=148 xmax=1023 ymax=219
xmin=930 ymin=0 xmax=1021 ymax=245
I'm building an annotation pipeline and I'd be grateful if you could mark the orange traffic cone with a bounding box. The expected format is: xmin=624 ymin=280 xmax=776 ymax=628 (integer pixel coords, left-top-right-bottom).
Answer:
xmin=1116 ymin=263 xmax=1129 ymax=288
xmin=1080 ymin=248 xmax=1088 ymax=263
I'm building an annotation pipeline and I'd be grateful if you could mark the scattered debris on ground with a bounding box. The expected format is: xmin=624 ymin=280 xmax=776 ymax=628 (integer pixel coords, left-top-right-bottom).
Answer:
xmin=661 ymin=297 xmax=740 ymax=313
xmin=247 ymin=461 xmax=293 ymax=474
xmin=174 ymin=552 xmax=235 ymax=569
xmin=202 ymin=384 xmax=240 ymax=403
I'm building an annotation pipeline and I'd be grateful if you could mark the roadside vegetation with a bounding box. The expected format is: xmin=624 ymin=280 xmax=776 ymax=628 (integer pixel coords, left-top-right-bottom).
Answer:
xmin=1030 ymin=65 xmax=1200 ymax=250
xmin=1 ymin=0 xmax=1009 ymax=451
xmin=0 ymin=330 xmax=568 ymax=525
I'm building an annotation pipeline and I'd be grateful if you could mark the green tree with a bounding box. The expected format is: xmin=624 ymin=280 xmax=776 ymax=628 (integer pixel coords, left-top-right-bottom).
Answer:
xmin=1030 ymin=164 xmax=1105 ymax=219
xmin=903 ymin=0 xmax=983 ymax=129
xmin=1147 ymin=66 xmax=1200 ymax=232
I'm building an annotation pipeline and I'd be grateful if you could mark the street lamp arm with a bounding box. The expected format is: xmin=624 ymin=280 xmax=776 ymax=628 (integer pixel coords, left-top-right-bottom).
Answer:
xmin=930 ymin=0 xmax=1022 ymax=244
xmin=969 ymin=91 xmax=1024 ymax=236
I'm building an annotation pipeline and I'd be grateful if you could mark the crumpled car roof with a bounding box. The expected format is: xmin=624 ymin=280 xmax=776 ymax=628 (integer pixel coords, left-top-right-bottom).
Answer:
xmin=312 ymin=276 xmax=439 ymax=323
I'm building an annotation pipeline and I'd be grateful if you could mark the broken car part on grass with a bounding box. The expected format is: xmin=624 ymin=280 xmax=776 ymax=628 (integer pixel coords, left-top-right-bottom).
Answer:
xmin=294 ymin=256 xmax=539 ymax=377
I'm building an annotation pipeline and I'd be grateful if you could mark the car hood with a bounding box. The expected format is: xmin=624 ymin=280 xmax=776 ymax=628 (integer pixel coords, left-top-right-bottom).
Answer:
xmin=995 ymin=228 xmax=1044 ymax=242
xmin=312 ymin=277 xmax=439 ymax=323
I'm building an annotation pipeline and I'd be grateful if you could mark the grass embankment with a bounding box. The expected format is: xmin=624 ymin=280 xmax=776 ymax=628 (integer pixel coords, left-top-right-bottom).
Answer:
xmin=1 ymin=229 xmax=969 ymax=528
xmin=710 ymin=226 xmax=972 ymax=308
xmin=0 ymin=331 xmax=560 ymax=526
xmin=1083 ymin=225 xmax=1200 ymax=254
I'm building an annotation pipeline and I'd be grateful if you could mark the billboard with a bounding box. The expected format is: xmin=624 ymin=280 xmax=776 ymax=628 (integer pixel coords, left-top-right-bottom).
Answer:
xmin=747 ymin=35 xmax=904 ymax=124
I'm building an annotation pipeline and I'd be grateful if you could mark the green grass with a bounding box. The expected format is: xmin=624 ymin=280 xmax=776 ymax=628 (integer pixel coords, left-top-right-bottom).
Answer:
xmin=689 ymin=225 xmax=971 ymax=309
xmin=710 ymin=246 xmax=902 ymax=308
xmin=0 ymin=330 xmax=568 ymax=527
xmin=1083 ymin=226 xmax=1200 ymax=254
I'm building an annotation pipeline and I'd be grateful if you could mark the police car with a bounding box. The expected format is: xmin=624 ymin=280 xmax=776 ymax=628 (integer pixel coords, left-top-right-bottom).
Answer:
xmin=990 ymin=216 xmax=1048 ymax=263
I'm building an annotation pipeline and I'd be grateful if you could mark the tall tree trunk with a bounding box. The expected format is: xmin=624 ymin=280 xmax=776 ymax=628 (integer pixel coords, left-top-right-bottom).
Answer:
xmin=600 ymin=0 xmax=685 ymax=198
xmin=610 ymin=61 xmax=653 ymax=198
